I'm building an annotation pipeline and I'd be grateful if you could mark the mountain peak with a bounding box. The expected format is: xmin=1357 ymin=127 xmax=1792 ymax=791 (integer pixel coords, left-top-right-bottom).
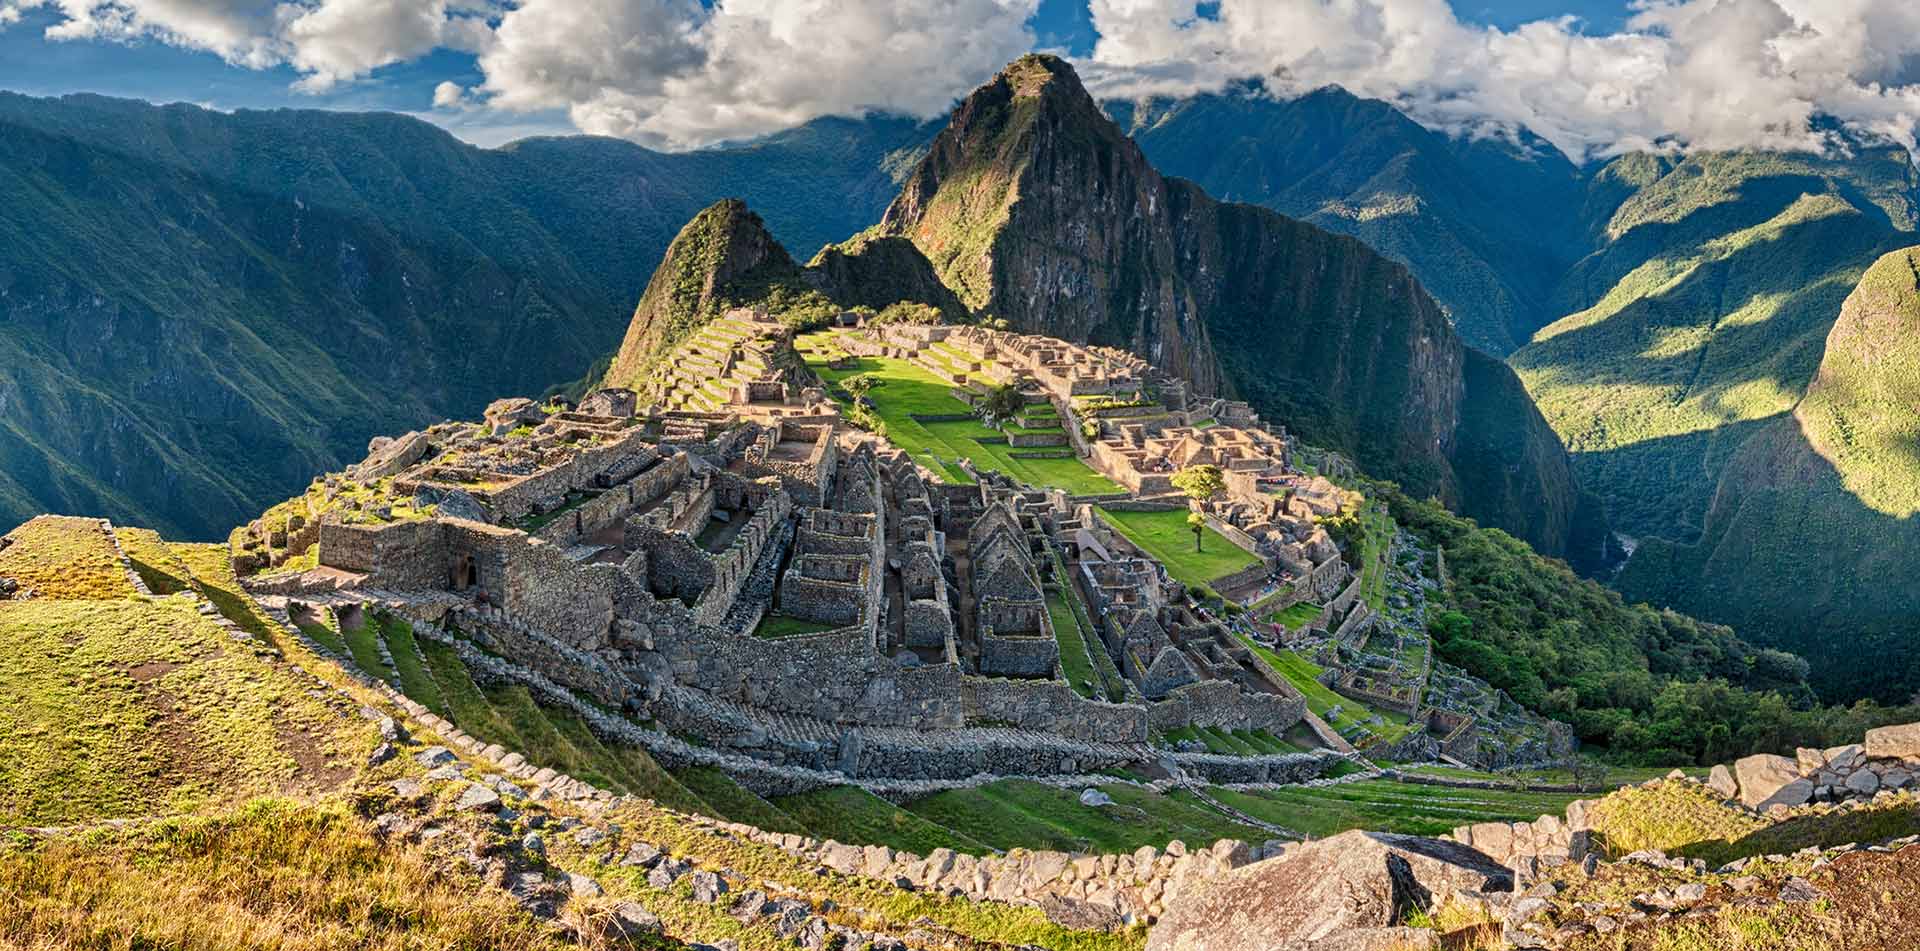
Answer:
xmin=604 ymin=199 xmax=801 ymax=391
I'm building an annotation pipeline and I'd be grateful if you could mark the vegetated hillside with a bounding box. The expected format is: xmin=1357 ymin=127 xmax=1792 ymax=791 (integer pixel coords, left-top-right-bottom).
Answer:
xmin=0 ymin=92 xmax=929 ymax=540
xmin=875 ymin=54 xmax=1608 ymax=570
xmin=1619 ymin=247 xmax=1920 ymax=703
xmin=1384 ymin=486 xmax=1920 ymax=763
xmin=1511 ymin=147 xmax=1920 ymax=545
xmin=602 ymin=199 xmax=959 ymax=394
xmin=1111 ymin=85 xmax=1586 ymax=355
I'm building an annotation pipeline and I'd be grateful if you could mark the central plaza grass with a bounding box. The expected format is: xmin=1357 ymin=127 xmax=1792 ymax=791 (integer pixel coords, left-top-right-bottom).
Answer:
xmin=1093 ymin=507 xmax=1258 ymax=589
xmin=797 ymin=334 xmax=1122 ymax=495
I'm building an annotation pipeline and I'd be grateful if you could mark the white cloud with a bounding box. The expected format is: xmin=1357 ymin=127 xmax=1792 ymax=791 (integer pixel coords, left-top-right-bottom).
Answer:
xmin=12 ymin=0 xmax=1920 ymax=159
xmin=1078 ymin=0 xmax=1920 ymax=160
xmin=431 ymin=79 xmax=467 ymax=109
xmin=473 ymin=0 xmax=1039 ymax=149
xmin=16 ymin=0 xmax=494 ymax=89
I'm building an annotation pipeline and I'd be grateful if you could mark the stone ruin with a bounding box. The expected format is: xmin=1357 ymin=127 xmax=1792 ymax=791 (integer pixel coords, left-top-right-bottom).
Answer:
xmin=232 ymin=390 xmax=1321 ymax=791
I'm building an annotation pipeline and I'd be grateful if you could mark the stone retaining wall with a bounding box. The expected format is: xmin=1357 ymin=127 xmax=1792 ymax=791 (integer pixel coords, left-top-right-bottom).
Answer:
xmin=961 ymin=676 xmax=1149 ymax=743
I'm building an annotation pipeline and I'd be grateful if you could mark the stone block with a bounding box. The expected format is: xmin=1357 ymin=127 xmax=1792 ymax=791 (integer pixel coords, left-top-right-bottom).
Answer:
xmin=1707 ymin=765 xmax=1738 ymax=800
xmin=1866 ymin=724 xmax=1920 ymax=761
xmin=1734 ymin=754 xmax=1810 ymax=810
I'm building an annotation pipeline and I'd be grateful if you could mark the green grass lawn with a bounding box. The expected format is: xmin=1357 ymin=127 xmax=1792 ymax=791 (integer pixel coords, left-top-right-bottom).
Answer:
xmin=1093 ymin=507 xmax=1258 ymax=590
xmin=904 ymin=780 xmax=1265 ymax=855
xmin=296 ymin=617 xmax=349 ymax=657
xmin=772 ymin=785 xmax=991 ymax=854
xmin=753 ymin=613 xmax=839 ymax=639
xmin=798 ymin=336 xmax=1122 ymax=496
xmin=338 ymin=613 xmax=395 ymax=682
xmin=1192 ymin=779 xmax=1581 ymax=838
xmin=1269 ymin=601 xmax=1322 ymax=631
xmin=377 ymin=615 xmax=448 ymax=716
xmin=1046 ymin=586 xmax=1101 ymax=699
xmin=1358 ymin=505 xmax=1395 ymax=611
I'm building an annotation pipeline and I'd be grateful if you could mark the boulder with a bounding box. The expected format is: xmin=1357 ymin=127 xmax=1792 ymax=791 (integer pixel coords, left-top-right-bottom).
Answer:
xmin=1845 ymin=770 xmax=1880 ymax=796
xmin=1080 ymin=788 xmax=1116 ymax=808
xmin=1795 ymin=748 xmax=1827 ymax=774
xmin=1825 ymin=744 xmax=1867 ymax=772
xmin=1707 ymin=764 xmax=1739 ymax=800
xmin=1733 ymin=754 xmax=1811 ymax=810
xmin=1144 ymin=830 xmax=1511 ymax=951
xmin=456 ymin=783 xmax=502 ymax=813
xmin=1866 ymin=724 xmax=1920 ymax=761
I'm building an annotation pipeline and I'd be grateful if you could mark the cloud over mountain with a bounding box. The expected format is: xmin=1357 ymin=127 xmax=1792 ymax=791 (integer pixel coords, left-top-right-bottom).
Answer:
xmin=6 ymin=0 xmax=1920 ymax=159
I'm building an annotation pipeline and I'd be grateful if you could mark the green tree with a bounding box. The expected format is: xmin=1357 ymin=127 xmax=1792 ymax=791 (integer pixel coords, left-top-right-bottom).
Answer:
xmin=1171 ymin=464 xmax=1226 ymax=552
xmin=980 ymin=382 xmax=1026 ymax=422
xmin=842 ymin=373 xmax=881 ymax=404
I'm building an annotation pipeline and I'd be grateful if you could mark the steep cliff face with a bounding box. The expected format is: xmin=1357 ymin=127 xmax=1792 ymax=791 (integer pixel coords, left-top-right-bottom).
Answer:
xmin=1619 ymin=247 xmax=1920 ymax=700
xmin=876 ymin=55 xmax=1602 ymax=567
xmin=879 ymin=55 xmax=1224 ymax=393
xmin=1112 ymin=85 xmax=1586 ymax=355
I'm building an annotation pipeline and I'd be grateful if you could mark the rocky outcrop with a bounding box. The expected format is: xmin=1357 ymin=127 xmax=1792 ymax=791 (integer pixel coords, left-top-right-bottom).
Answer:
xmin=874 ymin=54 xmax=1604 ymax=566
xmin=1144 ymin=830 xmax=1511 ymax=951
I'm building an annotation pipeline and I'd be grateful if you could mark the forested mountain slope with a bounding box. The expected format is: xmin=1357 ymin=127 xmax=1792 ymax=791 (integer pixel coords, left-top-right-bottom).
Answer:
xmin=0 ymin=93 xmax=929 ymax=538
xmin=1111 ymin=86 xmax=1586 ymax=355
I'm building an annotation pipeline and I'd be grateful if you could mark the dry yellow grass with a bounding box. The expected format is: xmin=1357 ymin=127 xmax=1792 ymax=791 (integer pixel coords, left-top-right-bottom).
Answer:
xmin=0 ymin=799 xmax=575 ymax=951
xmin=0 ymin=516 xmax=136 ymax=600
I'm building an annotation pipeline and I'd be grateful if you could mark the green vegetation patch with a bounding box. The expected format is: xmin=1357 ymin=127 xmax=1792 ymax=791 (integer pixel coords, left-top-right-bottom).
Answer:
xmin=798 ymin=336 xmax=1123 ymax=495
xmin=772 ymin=786 xmax=990 ymax=854
xmin=752 ymin=613 xmax=839 ymax=639
xmin=0 ymin=596 xmax=376 ymax=826
xmin=1093 ymin=507 xmax=1258 ymax=590
xmin=0 ymin=515 xmax=136 ymax=600
xmin=904 ymin=780 xmax=1264 ymax=855
xmin=1204 ymin=779 xmax=1580 ymax=839
xmin=675 ymin=767 xmax=811 ymax=835
xmin=114 ymin=528 xmax=192 ymax=595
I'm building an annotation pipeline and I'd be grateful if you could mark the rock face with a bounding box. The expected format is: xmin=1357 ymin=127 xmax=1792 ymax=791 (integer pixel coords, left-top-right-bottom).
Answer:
xmin=874 ymin=54 xmax=1604 ymax=566
xmin=1144 ymin=830 xmax=1510 ymax=951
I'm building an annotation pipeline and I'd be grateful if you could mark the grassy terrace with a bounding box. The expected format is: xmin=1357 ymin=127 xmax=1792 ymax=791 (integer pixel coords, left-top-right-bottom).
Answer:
xmin=1192 ymin=780 xmax=1582 ymax=838
xmin=1049 ymin=550 xmax=1129 ymax=700
xmin=1235 ymin=633 xmax=1416 ymax=745
xmin=752 ymin=613 xmax=839 ymax=639
xmin=903 ymin=780 xmax=1264 ymax=855
xmin=1358 ymin=504 xmax=1396 ymax=610
xmin=1269 ymin=600 xmax=1321 ymax=631
xmin=1047 ymin=584 xmax=1104 ymax=699
xmin=1093 ymin=507 xmax=1259 ymax=592
xmin=796 ymin=333 xmax=1123 ymax=495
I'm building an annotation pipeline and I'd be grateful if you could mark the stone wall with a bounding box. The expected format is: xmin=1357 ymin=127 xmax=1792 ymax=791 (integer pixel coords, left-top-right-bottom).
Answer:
xmin=962 ymin=677 xmax=1149 ymax=743
xmin=1147 ymin=680 xmax=1305 ymax=735
xmin=317 ymin=519 xmax=451 ymax=589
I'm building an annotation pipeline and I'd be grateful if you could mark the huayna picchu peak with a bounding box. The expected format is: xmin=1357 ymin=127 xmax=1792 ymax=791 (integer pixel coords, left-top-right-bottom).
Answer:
xmin=872 ymin=55 xmax=1609 ymax=571
xmin=15 ymin=16 xmax=1920 ymax=951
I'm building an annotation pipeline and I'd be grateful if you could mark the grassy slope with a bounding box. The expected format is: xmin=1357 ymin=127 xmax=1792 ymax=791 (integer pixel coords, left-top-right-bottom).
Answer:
xmin=1617 ymin=246 xmax=1920 ymax=701
xmin=773 ymin=786 xmax=993 ymax=854
xmin=905 ymin=780 xmax=1265 ymax=855
xmin=1203 ymin=780 xmax=1580 ymax=838
xmin=0 ymin=515 xmax=136 ymax=600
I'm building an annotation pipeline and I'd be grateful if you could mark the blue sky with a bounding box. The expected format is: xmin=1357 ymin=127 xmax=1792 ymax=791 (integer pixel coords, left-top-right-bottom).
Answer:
xmin=0 ymin=1 xmax=1634 ymax=146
